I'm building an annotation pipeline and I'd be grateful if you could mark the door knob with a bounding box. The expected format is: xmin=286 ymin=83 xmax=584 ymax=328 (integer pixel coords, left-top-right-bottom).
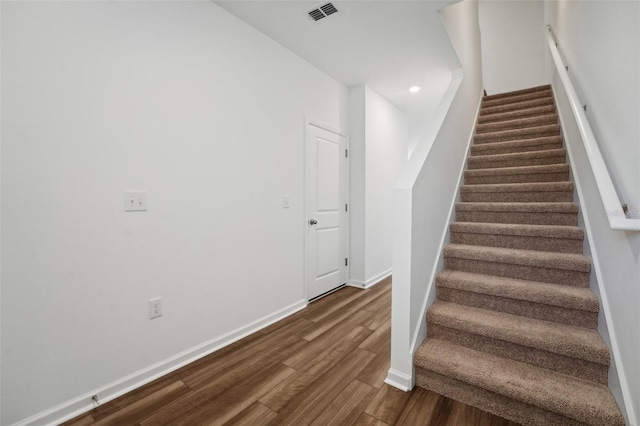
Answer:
xmin=309 ymin=219 xmax=318 ymax=225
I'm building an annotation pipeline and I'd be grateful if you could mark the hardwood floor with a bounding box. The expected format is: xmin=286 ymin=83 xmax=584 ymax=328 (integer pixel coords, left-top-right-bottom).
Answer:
xmin=63 ymin=278 xmax=519 ymax=426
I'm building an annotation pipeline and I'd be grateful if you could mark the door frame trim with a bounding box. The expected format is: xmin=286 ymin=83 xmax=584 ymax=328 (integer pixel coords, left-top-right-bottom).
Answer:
xmin=304 ymin=118 xmax=350 ymax=302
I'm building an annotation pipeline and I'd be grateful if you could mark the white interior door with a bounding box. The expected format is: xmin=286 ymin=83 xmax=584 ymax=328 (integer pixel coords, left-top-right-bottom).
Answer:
xmin=307 ymin=123 xmax=347 ymax=300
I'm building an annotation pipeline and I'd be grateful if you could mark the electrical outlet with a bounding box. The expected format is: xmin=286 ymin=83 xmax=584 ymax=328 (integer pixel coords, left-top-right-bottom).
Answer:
xmin=149 ymin=297 xmax=163 ymax=319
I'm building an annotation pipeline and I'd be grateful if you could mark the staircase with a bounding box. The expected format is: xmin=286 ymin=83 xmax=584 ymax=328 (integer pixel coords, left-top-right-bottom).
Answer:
xmin=413 ymin=85 xmax=625 ymax=425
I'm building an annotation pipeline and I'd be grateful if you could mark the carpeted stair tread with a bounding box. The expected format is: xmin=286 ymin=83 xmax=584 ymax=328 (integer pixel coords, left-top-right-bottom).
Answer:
xmin=427 ymin=301 xmax=608 ymax=364
xmin=476 ymin=114 xmax=558 ymax=134
xmin=449 ymin=221 xmax=583 ymax=253
xmin=464 ymin=164 xmax=569 ymax=185
xmin=480 ymin=97 xmax=555 ymax=117
xmin=415 ymin=368 xmax=588 ymax=426
xmin=414 ymin=339 xmax=624 ymax=426
xmin=456 ymin=202 xmax=578 ymax=214
xmin=444 ymin=244 xmax=590 ymax=273
xmin=449 ymin=222 xmax=583 ymax=241
xmin=482 ymin=85 xmax=551 ymax=102
xmin=470 ymin=136 xmax=563 ymax=156
xmin=465 ymin=163 xmax=569 ymax=178
xmin=467 ymin=148 xmax=566 ymax=169
xmin=455 ymin=202 xmax=579 ymax=226
xmin=478 ymin=105 xmax=556 ymax=124
xmin=474 ymin=124 xmax=561 ymax=144
xmin=436 ymin=270 xmax=598 ymax=312
xmin=460 ymin=181 xmax=573 ymax=193
xmin=460 ymin=182 xmax=573 ymax=203
xmin=481 ymin=90 xmax=553 ymax=109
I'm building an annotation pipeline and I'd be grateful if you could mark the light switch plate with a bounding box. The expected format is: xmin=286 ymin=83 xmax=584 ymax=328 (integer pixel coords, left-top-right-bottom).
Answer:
xmin=125 ymin=191 xmax=147 ymax=212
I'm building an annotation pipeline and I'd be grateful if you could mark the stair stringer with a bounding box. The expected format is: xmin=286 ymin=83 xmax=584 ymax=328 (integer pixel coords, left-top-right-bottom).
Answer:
xmin=408 ymin=103 xmax=480 ymax=359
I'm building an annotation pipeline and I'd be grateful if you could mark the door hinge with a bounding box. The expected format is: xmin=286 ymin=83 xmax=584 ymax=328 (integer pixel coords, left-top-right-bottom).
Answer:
xmin=345 ymin=149 xmax=348 ymax=158
xmin=345 ymin=258 xmax=348 ymax=266
xmin=345 ymin=203 xmax=348 ymax=212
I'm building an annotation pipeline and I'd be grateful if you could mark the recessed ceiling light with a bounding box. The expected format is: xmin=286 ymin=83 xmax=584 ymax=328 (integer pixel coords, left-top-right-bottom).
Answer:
xmin=409 ymin=86 xmax=421 ymax=93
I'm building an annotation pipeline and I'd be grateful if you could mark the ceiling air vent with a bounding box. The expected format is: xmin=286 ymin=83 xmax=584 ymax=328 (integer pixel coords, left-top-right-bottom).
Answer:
xmin=308 ymin=2 xmax=339 ymax=22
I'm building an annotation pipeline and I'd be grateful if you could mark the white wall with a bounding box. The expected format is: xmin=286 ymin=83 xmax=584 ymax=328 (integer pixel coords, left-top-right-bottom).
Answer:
xmin=479 ymin=0 xmax=547 ymax=95
xmin=364 ymin=88 xmax=409 ymax=285
xmin=348 ymin=86 xmax=367 ymax=286
xmin=0 ymin=1 xmax=348 ymax=424
xmin=545 ymin=0 xmax=639 ymax=219
xmin=349 ymin=86 xmax=408 ymax=288
xmin=388 ymin=0 xmax=483 ymax=389
xmin=545 ymin=1 xmax=640 ymax=423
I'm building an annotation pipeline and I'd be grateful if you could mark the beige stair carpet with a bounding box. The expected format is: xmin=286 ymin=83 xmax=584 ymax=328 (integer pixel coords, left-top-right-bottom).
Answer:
xmin=414 ymin=84 xmax=625 ymax=425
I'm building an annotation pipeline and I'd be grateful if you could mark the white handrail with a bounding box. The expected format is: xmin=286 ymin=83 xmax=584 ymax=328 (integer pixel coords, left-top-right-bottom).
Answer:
xmin=546 ymin=26 xmax=640 ymax=231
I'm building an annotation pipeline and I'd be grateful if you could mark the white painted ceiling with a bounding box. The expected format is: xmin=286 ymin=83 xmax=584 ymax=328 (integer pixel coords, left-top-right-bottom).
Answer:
xmin=214 ymin=1 xmax=461 ymax=120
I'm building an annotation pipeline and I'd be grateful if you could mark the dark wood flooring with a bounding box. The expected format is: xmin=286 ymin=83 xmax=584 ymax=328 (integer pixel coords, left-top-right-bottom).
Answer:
xmin=63 ymin=278 xmax=519 ymax=426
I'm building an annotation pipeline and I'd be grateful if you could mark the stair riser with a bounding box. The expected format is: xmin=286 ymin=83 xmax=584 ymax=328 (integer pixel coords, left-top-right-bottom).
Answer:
xmin=450 ymin=231 xmax=583 ymax=254
xmin=480 ymin=98 xmax=555 ymax=117
xmin=427 ymin=323 xmax=607 ymax=384
xmin=476 ymin=116 xmax=557 ymax=134
xmin=471 ymin=141 xmax=563 ymax=156
xmin=415 ymin=368 xmax=585 ymax=426
xmin=444 ymin=258 xmax=590 ymax=287
xmin=456 ymin=210 xmax=578 ymax=226
xmin=436 ymin=286 xmax=597 ymax=328
xmin=482 ymin=90 xmax=553 ymax=109
xmin=460 ymin=191 xmax=573 ymax=203
xmin=474 ymin=128 xmax=561 ymax=144
xmin=464 ymin=171 xmax=569 ymax=185
xmin=467 ymin=156 xmax=566 ymax=170
xmin=478 ymin=105 xmax=556 ymax=124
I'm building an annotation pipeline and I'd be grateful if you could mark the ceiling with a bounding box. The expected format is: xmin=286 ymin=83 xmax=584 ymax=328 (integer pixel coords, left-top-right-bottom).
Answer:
xmin=214 ymin=1 xmax=461 ymax=121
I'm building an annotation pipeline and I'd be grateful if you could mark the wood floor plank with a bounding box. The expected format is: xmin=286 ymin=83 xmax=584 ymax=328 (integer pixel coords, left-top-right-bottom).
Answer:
xmin=353 ymin=412 xmax=391 ymax=426
xmin=309 ymin=379 xmax=378 ymax=426
xmin=446 ymin=399 xmax=521 ymax=426
xmin=139 ymin=362 xmax=295 ymax=426
xmin=60 ymin=413 xmax=95 ymax=426
xmin=282 ymin=310 xmax=374 ymax=370
xmin=361 ymin=287 xmax=391 ymax=314
xmin=362 ymin=305 xmax=391 ymax=330
xmin=358 ymin=316 xmax=390 ymax=353
xmin=93 ymin=381 xmax=191 ymax=426
xmin=427 ymin=392 xmax=456 ymax=425
xmin=265 ymin=348 xmax=376 ymax=425
xmin=260 ymin=287 xmax=358 ymax=336
xmin=357 ymin=342 xmax=391 ymax=388
xmin=181 ymin=327 xmax=306 ymax=390
xmin=364 ymin=384 xmax=412 ymax=425
xmin=138 ymin=335 xmax=305 ymax=426
xmin=302 ymin=284 xmax=386 ymax=324
xmin=301 ymin=285 xmax=389 ymax=340
xmin=223 ymin=401 xmax=279 ymax=426
xmin=84 ymin=368 xmax=191 ymax=421
xmin=447 ymin=399 xmax=490 ymax=426
xmin=183 ymin=334 xmax=306 ymax=393
xmin=301 ymin=299 xmax=377 ymax=341
xmin=395 ymin=387 xmax=444 ymax=426
xmin=260 ymin=326 xmax=373 ymax=412
xmin=300 ymin=287 xmax=363 ymax=321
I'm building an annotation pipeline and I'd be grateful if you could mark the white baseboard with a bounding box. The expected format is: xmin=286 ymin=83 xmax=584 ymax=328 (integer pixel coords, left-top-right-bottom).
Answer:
xmin=13 ymin=299 xmax=308 ymax=426
xmin=348 ymin=269 xmax=392 ymax=289
xmin=384 ymin=368 xmax=413 ymax=391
